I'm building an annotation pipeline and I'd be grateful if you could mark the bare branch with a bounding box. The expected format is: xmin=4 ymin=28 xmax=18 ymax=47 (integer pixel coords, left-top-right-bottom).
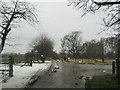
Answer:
xmin=0 ymin=0 xmax=39 ymax=53
xmin=94 ymin=1 xmax=120 ymax=6
xmin=69 ymin=0 xmax=120 ymax=33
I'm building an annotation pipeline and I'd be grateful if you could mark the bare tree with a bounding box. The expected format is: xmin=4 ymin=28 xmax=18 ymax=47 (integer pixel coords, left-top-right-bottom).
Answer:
xmin=104 ymin=36 xmax=117 ymax=57
xmin=30 ymin=34 xmax=54 ymax=59
xmin=68 ymin=0 xmax=120 ymax=59
xmin=61 ymin=31 xmax=82 ymax=58
xmin=68 ymin=0 xmax=120 ymax=33
xmin=0 ymin=0 xmax=38 ymax=53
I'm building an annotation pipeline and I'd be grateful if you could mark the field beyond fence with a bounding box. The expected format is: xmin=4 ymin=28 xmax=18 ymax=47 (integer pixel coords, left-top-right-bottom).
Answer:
xmin=67 ymin=58 xmax=113 ymax=65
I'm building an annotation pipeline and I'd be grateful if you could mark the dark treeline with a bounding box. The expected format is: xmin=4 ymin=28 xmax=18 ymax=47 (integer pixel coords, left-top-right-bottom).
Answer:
xmin=60 ymin=35 xmax=117 ymax=60
xmin=2 ymin=50 xmax=59 ymax=63
xmin=2 ymin=35 xmax=117 ymax=63
xmin=2 ymin=53 xmax=25 ymax=63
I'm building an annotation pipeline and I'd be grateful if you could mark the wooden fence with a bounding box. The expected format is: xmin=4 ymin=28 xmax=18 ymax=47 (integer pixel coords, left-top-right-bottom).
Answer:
xmin=0 ymin=56 xmax=14 ymax=82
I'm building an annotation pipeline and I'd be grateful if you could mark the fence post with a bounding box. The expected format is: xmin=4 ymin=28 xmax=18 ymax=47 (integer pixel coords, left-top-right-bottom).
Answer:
xmin=112 ymin=61 xmax=115 ymax=75
xmin=116 ymin=58 xmax=120 ymax=86
xmin=30 ymin=59 xmax=32 ymax=66
xmin=9 ymin=56 xmax=14 ymax=77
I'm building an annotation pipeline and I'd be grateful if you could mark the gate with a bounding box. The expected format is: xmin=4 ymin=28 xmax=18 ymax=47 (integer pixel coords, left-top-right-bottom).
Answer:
xmin=0 ymin=56 xmax=14 ymax=82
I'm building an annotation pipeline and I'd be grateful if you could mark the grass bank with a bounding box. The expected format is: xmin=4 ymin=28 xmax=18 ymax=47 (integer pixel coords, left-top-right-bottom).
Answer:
xmin=85 ymin=74 xmax=119 ymax=89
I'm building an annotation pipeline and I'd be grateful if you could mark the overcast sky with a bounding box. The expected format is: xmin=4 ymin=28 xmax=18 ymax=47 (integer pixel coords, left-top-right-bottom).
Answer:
xmin=2 ymin=0 xmax=110 ymax=54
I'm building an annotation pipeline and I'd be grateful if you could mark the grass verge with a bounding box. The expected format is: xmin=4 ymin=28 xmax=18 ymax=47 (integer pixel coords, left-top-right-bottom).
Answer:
xmin=85 ymin=74 xmax=119 ymax=89
xmin=68 ymin=59 xmax=113 ymax=64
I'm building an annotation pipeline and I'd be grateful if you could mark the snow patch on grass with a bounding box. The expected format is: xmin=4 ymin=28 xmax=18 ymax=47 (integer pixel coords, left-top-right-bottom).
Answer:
xmin=1 ymin=61 xmax=51 ymax=88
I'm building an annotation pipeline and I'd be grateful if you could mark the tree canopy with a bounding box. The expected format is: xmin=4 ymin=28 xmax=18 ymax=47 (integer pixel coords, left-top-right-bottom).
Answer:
xmin=0 ymin=0 xmax=38 ymax=53
xmin=68 ymin=0 xmax=120 ymax=33
xmin=61 ymin=31 xmax=82 ymax=58
xmin=30 ymin=34 xmax=54 ymax=59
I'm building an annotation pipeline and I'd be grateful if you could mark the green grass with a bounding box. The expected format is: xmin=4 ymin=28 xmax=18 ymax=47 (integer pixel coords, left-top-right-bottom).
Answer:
xmin=67 ymin=59 xmax=113 ymax=64
xmin=85 ymin=75 xmax=119 ymax=88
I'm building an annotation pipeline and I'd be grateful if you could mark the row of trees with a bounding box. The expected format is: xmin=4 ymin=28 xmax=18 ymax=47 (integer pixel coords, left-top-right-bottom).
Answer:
xmin=3 ymin=31 xmax=117 ymax=62
xmin=61 ymin=31 xmax=117 ymax=60
xmin=1 ymin=0 xmax=120 ymax=61
xmin=2 ymin=32 xmax=117 ymax=63
xmin=68 ymin=0 xmax=120 ymax=59
xmin=2 ymin=34 xmax=56 ymax=63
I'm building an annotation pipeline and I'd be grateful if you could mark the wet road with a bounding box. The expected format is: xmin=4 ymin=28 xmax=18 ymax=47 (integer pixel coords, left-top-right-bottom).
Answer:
xmin=28 ymin=60 xmax=111 ymax=88
xmin=28 ymin=60 xmax=86 ymax=88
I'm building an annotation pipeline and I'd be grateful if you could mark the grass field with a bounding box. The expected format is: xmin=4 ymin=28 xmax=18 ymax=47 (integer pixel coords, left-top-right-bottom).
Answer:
xmin=67 ymin=58 xmax=114 ymax=64
xmin=85 ymin=74 xmax=119 ymax=88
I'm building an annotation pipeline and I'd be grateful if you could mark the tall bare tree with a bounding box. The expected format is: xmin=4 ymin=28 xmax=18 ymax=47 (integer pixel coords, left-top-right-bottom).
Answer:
xmin=61 ymin=31 xmax=82 ymax=58
xmin=30 ymin=34 xmax=54 ymax=59
xmin=68 ymin=0 xmax=120 ymax=59
xmin=0 ymin=0 xmax=38 ymax=53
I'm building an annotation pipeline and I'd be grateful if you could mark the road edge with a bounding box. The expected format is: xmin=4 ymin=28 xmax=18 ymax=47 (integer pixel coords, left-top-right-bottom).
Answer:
xmin=25 ymin=61 xmax=53 ymax=88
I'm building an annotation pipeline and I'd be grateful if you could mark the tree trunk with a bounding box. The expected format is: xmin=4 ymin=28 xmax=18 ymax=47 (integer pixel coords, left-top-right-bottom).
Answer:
xmin=0 ymin=12 xmax=14 ymax=54
xmin=0 ymin=28 xmax=11 ymax=54
xmin=118 ymin=35 xmax=120 ymax=59
xmin=0 ymin=44 xmax=2 ymax=54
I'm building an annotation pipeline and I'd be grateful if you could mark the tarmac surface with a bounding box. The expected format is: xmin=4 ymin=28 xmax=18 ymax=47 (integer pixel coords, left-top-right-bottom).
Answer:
xmin=28 ymin=60 xmax=111 ymax=88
